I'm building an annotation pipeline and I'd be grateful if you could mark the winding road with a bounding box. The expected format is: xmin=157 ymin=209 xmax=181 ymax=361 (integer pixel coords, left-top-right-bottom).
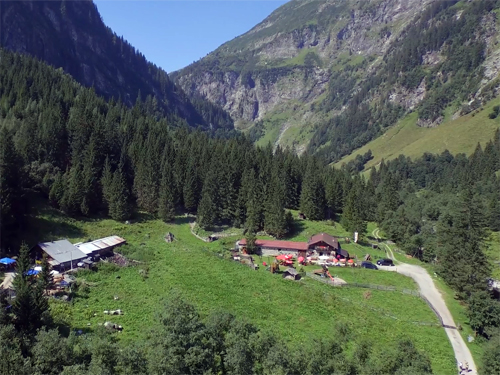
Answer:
xmin=372 ymin=229 xmax=476 ymax=375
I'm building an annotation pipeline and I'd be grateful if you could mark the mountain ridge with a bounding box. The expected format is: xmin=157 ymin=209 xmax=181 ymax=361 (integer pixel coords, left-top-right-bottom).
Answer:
xmin=174 ymin=0 xmax=500 ymax=160
xmin=0 ymin=0 xmax=233 ymax=130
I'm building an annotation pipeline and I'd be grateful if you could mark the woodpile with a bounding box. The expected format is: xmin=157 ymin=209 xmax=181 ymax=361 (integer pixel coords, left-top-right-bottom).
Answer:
xmin=109 ymin=253 xmax=130 ymax=267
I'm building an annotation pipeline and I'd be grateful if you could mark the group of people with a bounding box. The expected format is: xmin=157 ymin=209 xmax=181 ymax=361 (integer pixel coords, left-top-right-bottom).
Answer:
xmin=458 ymin=361 xmax=470 ymax=374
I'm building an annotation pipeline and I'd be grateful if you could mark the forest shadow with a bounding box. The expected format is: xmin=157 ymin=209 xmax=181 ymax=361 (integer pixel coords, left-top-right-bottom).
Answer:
xmin=283 ymin=220 xmax=306 ymax=240
xmin=174 ymin=215 xmax=196 ymax=226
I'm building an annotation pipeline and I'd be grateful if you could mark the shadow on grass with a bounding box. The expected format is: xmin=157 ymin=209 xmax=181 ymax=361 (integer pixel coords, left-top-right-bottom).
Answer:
xmin=283 ymin=220 xmax=306 ymax=240
xmin=174 ymin=215 xmax=196 ymax=226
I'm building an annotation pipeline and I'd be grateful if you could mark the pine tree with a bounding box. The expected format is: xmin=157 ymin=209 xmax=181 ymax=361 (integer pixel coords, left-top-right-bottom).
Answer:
xmin=37 ymin=254 xmax=54 ymax=293
xmin=377 ymin=173 xmax=400 ymax=223
xmin=487 ymin=191 xmax=500 ymax=231
xmin=436 ymin=189 xmax=491 ymax=299
xmin=108 ymin=168 xmax=131 ymax=221
xmin=299 ymin=160 xmax=325 ymax=220
xmin=49 ymin=172 xmax=64 ymax=207
xmin=0 ymin=126 xmax=23 ymax=234
xmin=101 ymin=156 xmax=113 ymax=207
xmin=197 ymin=168 xmax=219 ymax=230
xmin=341 ymin=186 xmax=367 ymax=236
xmin=12 ymin=243 xmax=47 ymax=336
xmin=243 ymin=169 xmax=262 ymax=232
xmin=60 ymin=163 xmax=84 ymax=215
xmin=183 ymin=163 xmax=199 ymax=214
xmin=158 ymin=163 xmax=175 ymax=222
xmin=245 ymin=231 xmax=257 ymax=255
xmin=264 ymin=172 xmax=288 ymax=238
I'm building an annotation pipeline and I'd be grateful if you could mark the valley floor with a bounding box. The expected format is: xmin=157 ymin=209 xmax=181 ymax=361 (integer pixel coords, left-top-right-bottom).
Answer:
xmin=28 ymin=208 xmax=466 ymax=375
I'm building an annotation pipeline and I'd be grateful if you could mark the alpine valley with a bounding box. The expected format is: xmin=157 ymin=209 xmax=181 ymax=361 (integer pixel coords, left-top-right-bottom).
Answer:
xmin=173 ymin=0 xmax=500 ymax=165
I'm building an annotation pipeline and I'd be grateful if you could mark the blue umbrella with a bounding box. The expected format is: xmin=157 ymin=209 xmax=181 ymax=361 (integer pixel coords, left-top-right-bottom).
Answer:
xmin=0 ymin=258 xmax=15 ymax=265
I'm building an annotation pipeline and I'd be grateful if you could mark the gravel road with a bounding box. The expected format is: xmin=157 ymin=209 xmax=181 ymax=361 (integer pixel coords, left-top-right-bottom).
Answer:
xmin=373 ymin=229 xmax=476 ymax=375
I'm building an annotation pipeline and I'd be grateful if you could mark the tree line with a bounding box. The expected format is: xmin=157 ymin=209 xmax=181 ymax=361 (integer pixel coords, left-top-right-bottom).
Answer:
xmin=1 ymin=47 xmax=500 ymax=373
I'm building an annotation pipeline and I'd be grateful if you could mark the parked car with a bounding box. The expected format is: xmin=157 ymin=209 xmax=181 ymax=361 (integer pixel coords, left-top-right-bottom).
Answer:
xmin=361 ymin=261 xmax=378 ymax=270
xmin=376 ymin=258 xmax=394 ymax=266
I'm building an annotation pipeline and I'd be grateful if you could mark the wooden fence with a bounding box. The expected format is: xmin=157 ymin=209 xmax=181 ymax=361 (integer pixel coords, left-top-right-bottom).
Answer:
xmin=306 ymin=273 xmax=448 ymax=328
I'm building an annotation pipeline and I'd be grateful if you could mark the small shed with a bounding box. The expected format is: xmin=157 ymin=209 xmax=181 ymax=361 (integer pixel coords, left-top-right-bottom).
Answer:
xmin=282 ymin=267 xmax=301 ymax=281
xmin=76 ymin=236 xmax=126 ymax=257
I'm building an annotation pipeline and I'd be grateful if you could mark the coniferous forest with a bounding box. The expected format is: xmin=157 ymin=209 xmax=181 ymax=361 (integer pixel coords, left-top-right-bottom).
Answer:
xmin=1 ymin=46 xmax=500 ymax=374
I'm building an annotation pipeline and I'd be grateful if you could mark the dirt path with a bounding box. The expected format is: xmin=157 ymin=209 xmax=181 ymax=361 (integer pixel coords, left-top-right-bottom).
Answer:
xmin=189 ymin=222 xmax=210 ymax=242
xmin=373 ymin=229 xmax=476 ymax=375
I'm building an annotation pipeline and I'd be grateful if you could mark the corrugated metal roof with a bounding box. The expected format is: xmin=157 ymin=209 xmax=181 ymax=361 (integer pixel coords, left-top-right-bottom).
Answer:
xmin=100 ymin=236 xmax=126 ymax=246
xmin=76 ymin=243 xmax=100 ymax=255
xmin=75 ymin=235 xmax=126 ymax=253
xmin=39 ymin=240 xmax=87 ymax=264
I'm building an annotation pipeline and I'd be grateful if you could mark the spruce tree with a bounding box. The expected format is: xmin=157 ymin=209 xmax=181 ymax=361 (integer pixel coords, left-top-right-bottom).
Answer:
xmin=101 ymin=156 xmax=113 ymax=207
xmin=245 ymin=231 xmax=257 ymax=255
xmin=487 ymin=192 xmax=500 ymax=231
xmin=12 ymin=243 xmax=47 ymax=336
xmin=0 ymin=126 xmax=23 ymax=233
xmin=158 ymin=164 xmax=176 ymax=222
xmin=341 ymin=186 xmax=367 ymax=236
xmin=197 ymin=169 xmax=219 ymax=230
xmin=49 ymin=172 xmax=64 ymax=207
xmin=37 ymin=254 xmax=54 ymax=293
xmin=436 ymin=189 xmax=491 ymax=298
xmin=264 ymin=172 xmax=288 ymax=238
xmin=183 ymin=164 xmax=199 ymax=214
xmin=108 ymin=169 xmax=131 ymax=221
xmin=299 ymin=160 xmax=325 ymax=220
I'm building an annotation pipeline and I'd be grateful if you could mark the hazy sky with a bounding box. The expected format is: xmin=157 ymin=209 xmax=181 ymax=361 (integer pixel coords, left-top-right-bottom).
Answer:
xmin=94 ymin=1 xmax=288 ymax=73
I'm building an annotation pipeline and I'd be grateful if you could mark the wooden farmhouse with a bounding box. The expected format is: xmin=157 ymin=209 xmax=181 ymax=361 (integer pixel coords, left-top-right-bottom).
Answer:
xmin=237 ymin=232 xmax=349 ymax=259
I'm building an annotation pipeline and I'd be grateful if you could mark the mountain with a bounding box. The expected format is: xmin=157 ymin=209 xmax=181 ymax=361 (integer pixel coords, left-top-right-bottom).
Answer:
xmin=174 ymin=0 xmax=500 ymax=160
xmin=0 ymin=0 xmax=233 ymax=130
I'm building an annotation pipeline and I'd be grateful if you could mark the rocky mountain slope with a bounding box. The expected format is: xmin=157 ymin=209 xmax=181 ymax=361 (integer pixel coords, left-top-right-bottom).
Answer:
xmin=0 ymin=0 xmax=233 ymax=130
xmin=174 ymin=0 xmax=500 ymax=160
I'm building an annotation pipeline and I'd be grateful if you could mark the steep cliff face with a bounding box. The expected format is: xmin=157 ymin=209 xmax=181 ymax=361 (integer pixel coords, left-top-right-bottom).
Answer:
xmin=175 ymin=0 xmax=434 ymax=126
xmin=175 ymin=0 xmax=500 ymax=159
xmin=0 ymin=0 xmax=233 ymax=130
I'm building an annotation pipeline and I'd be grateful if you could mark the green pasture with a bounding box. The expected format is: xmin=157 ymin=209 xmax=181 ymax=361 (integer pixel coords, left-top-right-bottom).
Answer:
xmin=28 ymin=207 xmax=459 ymax=374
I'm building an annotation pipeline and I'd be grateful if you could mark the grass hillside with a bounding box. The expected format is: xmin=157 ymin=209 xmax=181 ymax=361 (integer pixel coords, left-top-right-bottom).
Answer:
xmin=30 ymin=205 xmax=456 ymax=375
xmin=336 ymin=98 xmax=500 ymax=170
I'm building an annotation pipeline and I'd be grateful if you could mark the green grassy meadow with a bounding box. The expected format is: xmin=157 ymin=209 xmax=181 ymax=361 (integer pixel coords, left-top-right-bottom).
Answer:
xmin=336 ymin=98 xmax=500 ymax=170
xmin=27 ymin=206 xmax=460 ymax=374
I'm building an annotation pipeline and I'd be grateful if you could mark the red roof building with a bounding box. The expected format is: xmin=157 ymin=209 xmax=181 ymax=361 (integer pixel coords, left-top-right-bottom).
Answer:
xmin=237 ymin=232 xmax=349 ymax=258
xmin=238 ymin=239 xmax=308 ymax=251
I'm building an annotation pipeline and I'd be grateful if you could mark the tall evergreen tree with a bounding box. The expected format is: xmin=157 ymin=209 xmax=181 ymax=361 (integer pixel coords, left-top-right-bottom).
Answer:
xmin=300 ymin=160 xmax=325 ymax=220
xmin=12 ymin=243 xmax=48 ymax=336
xmin=108 ymin=168 xmax=131 ymax=221
xmin=436 ymin=189 xmax=491 ymax=298
xmin=183 ymin=161 xmax=200 ymax=214
xmin=341 ymin=184 xmax=367 ymax=236
xmin=49 ymin=172 xmax=64 ymax=207
xmin=0 ymin=126 xmax=23 ymax=236
xmin=197 ymin=168 xmax=219 ymax=230
xmin=158 ymin=163 xmax=176 ymax=222
xmin=264 ymin=172 xmax=288 ymax=239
